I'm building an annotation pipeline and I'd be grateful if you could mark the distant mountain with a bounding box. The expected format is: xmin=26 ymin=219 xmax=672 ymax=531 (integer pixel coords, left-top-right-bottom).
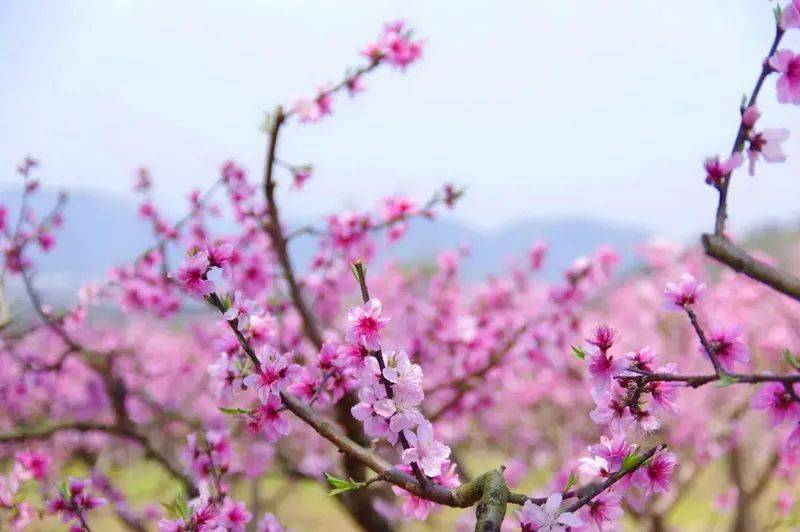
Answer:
xmin=0 ymin=189 xmax=649 ymax=300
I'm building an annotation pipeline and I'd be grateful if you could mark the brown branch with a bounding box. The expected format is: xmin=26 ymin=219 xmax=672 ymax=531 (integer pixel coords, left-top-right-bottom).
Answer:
xmin=562 ymin=443 xmax=667 ymax=514
xmin=685 ymin=307 xmax=724 ymax=375
xmin=702 ymin=25 xmax=800 ymax=302
xmin=702 ymin=233 xmax=800 ymax=302
xmin=261 ymin=106 xmax=324 ymax=350
xmin=713 ymin=25 xmax=784 ymax=235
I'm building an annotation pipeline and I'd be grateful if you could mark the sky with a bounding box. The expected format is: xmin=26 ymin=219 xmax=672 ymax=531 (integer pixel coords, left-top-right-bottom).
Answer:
xmin=2 ymin=0 xmax=800 ymax=239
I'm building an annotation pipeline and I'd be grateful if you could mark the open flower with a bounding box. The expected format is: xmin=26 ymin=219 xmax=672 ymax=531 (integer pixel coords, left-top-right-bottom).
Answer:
xmin=176 ymin=252 xmax=213 ymax=297
xmin=704 ymin=153 xmax=743 ymax=186
xmin=515 ymin=493 xmax=583 ymax=532
xmin=243 ymin=348 xmax=302 ymax=403
xmin=663 ymin=273 xmax=706 ymax=310
xmin=632 ymin=450 xmax=676 ymax=494
xmin=747 ymin=128 xmax=790 ymax=175
xmin=783 ymin=1 xmax=800 ymax=31
xmin=770 ymin=50 xmax=800 ymax=104
xmin=401 ymin=421 xmax=451 ymax=476
xmin=705 ymin=324 xmax=749 ymax=372
xmin=751 ymin=382 xmax=800 ymax=427
xmin=346 ymin=299 xmax=390 ymax=351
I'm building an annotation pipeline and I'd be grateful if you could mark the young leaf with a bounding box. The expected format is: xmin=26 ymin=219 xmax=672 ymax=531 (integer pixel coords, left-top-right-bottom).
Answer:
xmin=174 ymin=487 xmax=190 ymax=521
xmin=218 ymin=406 xmax=254 ymax=416
xmin=564 ymin=470 xmax=577 ymax=493
xmin=715 ymin=374 xmax=739 ymax=388
xmin=324 ymin=472 xmax=364 ymax=496
xmin=783 ymin=348 xmax=799 ymax=370
xmin=571 ymin=345 xmax=586 ymax=360
xmin=620 ymin=452 xmax=641 ymax=473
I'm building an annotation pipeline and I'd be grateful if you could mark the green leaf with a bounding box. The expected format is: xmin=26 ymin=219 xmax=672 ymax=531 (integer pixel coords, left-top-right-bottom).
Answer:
xmin=715 ymin=374 xmax=739 ymax=388
xmin=571 ymin=345 xmax=586 ymax=360
xmin=324 ymin=472 xmax=364 ymax=496
xmin=174 ymin=488 xmax=190 ymax=521
xmin=620 ymin=452 xmax=642 ymax=473
xmin=774 ymin=4 xmax=783 ymax=24
xmin=218 ymin=406 xmax=254 ymax=416
xmin=783 ymin=348 xmax=799 ymax=369
xmin=564 ymin=470 xmax=577 ymax=493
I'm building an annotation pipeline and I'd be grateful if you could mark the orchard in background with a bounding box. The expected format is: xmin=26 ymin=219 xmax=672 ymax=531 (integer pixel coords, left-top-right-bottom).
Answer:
xmin=2 ymin=6 xmax=800 ymax=532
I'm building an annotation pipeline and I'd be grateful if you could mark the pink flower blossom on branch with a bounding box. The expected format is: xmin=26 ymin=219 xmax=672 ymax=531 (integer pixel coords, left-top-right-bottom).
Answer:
xmin=770 ymin=49 xmax=800 ymax=104
xmin=346 ymin=299 xmax=390 ymax=351
xmin=632 ymin=450 xmax=676 ymax=495
xmin=747 ymin=128 xmax=790 ymax=175
xmin=663 ymin=273 xmax=706 ymax=310
xmin=704 ymin=153 xmax=743 ymax=187
xmin=401 ymin=421 xmax=451 ymax=477
xmin=515 ymin=493 xmax=583 ymax=532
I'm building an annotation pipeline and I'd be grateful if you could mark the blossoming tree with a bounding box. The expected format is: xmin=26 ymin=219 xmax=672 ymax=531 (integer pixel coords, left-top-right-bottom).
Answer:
xmin=2 ymin=6 xmax=800 ymax=531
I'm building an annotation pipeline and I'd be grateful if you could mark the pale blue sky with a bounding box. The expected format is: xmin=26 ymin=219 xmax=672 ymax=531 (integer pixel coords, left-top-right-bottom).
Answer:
xmin=2 ymin=0 xmax=799 ymax=238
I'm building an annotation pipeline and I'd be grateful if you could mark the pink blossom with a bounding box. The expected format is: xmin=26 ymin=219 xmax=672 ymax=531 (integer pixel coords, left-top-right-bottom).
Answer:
xmin=704 ymin=153 xmax=743 ymax=186
xmin=589 ymin=435 xmax=635 ymax=471
xmin=175 ymin=252 xmax=214 ymax=297
xmin=751 ymin=382 xmax=800 ymax=427
xmin=529 ymin=241 xmax=548 ymax=271
xmin=256 ymin=513 xmax=284 ymax=532
xmin=705 ymin=324 xmax=749 ymax=372
xmin=222 ymin=290 xmax=261 ymax=327
xmin=770 ymin=49 xmax=800 ymax=104
xmin=37 ymin=228 xmax=55 ymax=251
xmin=585 ymin=345 xmax=626 ymax=388
xmin=382 ymin=351 xmax=423 ymax=389
xmin=247 ymin=394 xmax=291 ymax=441
xmin=46 ymin=477 xmax=106 ymax=526
xmin=582 ymin=491 xmax=623 ymax=529
xmin=218 ymin=499 xmax=252 ymax=532
xmin=747 ymin=128 xmax=790 ymax=175
xmin=741 ymin=105 xmax=760 ymax=129
xmin=578 ymin=455 xmax=609 ymax=479
xmin=391 ymin=462 xmax=459 ymax=520
xmin=15 ymin=449 xmax=50 ymax=481
xmin=586 ymin=325 xmax=617 ymax=352
xmin=590 ymin=384 xmax=632 ymax=430
xmin=632 ymin=450 xmax=676 ymax=494
xmin=361 ymin=21 xmax=424 ymax=69
xmin=134 ymin=167 xmax=151 ymax=192
xmin=346 ymin=299 xmax=390 ymax=351
xmin=624 ymin=347 xmax=657 ymax=373
xmin=291 ymin=166 xmax=313 ymax=189
xmin=205 ymin=240 xmax=234 ymax=269
xmin=782 ymin=0 xmax=800 ymax=29
xmin=663 ymin=273 xmax=706 ymax=310
xmin=351 ymin=384 xmax=393 ymax=440
xmin=401 ymin=421 xmax=451 ymax=476
xmin=649 ymin=365 xmax=680 ymax=413
xmin=346 ymin=75 xmax=365 ymax=96
xmin=316 ymin=88 xmax=333 ymax=117
xmin=515 ymin=493 xmax=583 ymax=532
xmin=242 ymin=348 xmax=302 ymax=403
xmin=158 ymin=519 xmax=186 ymax=532
xmin=292 ymin=96 xmax=323 ymax=123
xmin=789 ymin=423 xmax=800 ymax=448
xmin=208 ymin=353 xmax=242 ymax=399
xmin=374 ymin=382 xmax=424 ymax=433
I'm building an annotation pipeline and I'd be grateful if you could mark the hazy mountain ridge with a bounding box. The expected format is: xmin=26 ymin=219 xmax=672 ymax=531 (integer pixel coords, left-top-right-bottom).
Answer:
xmin=0 ymin=189 xmax=650 ymax=298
